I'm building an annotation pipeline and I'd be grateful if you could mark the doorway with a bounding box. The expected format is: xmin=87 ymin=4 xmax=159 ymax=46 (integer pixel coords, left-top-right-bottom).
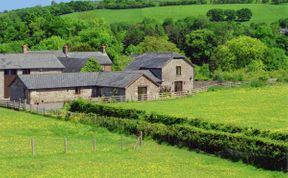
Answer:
xmin=138 ymin=86 xmax=147 ymax=101
xmin=174 ymin=81 xmax=183 ymax=92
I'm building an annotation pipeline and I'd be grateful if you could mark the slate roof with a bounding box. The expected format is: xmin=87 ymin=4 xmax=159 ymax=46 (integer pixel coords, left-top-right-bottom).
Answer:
xmin=0 ymin=53 xmax=64 ymax=69
xmin=58 ymin=58 xmax=89 ymax=73
xmin=125 ymin=52 xmax=185 ymax=71
xmin=124 ymin=70 xmax=161 ymax=83
xmin=66 ymin=52 xmax=113 ymax=65
xmin=16 ymin=71 xmax=159 ymax=90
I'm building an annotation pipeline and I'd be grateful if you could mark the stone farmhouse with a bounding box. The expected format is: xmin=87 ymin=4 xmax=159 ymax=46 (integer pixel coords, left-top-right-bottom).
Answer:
xmin=126 ymin=52 xmax=194 ymax=92
xmin=10 ymin=72 xmax=159 ymax=104
xmin=1 ymin=46 xmax=194 ymax=104
xmin=0 ymin=45 xmax=112 ymax=99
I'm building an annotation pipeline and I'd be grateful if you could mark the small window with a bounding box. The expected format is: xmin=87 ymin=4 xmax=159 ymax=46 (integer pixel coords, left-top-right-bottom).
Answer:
xmin=176 ymin=66 xmax=181 ymax=76
xmin=75 ymin=88 xmax=81 ymax=95
xmin=23 ymin=69 xmax=30 ymax=75
xmin=4 ymin=69 xmax=17 ymax=75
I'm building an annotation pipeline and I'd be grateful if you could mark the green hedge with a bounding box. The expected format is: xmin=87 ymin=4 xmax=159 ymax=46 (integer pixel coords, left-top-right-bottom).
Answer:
xmin=64 ymin=113 xmax=288 ymax=171
xmin=69 ymin=99 xmax=288 ymax=142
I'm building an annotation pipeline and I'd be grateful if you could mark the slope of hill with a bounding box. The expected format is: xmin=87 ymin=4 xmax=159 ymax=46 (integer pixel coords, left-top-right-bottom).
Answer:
xmin=0 ymin=107 xmax=286 ymax=177
xmin=63 ymin=4 xmax=288 ymax=24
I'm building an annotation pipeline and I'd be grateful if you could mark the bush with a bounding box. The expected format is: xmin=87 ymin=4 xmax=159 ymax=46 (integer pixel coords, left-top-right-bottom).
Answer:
xmin=194 ymin=64 xmax=211 ymax=81
xmin=250 ymin=79 xmax=266 ymax=88
xmin=63 ymin=113 xmax=288 ymax=171
xmin=213 ymin=69 xmax=244 ymax=82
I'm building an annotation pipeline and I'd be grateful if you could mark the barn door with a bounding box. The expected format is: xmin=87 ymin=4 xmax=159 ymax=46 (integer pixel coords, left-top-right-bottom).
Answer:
xmin=138 ymin=87 xmax=147 ymax=101
xmin=174 ymin=81 xmax=183 ymax=92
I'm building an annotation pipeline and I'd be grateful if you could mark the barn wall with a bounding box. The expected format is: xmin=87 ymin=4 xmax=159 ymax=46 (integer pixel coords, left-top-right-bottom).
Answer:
xmin=125 ymin=76 xmax=159 ymax=101
xmin=29 ymin=87 xmax=92 ymax=104
xmin=30 ymin=69 xmax=63 ymax=74
xmin=162 ymin=59 xmax=194 ymax=92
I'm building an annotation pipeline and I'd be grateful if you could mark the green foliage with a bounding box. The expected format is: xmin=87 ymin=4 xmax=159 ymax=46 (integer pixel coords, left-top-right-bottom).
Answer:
xmin=194 ymin=64 xmax=211 ymax=81
xmin=263 ymin=48 xmax=288 ymax=71
xmin=247 ymin=60 xmax=265 ymax=72
xmin=210 ymin=45 xmax=236 ymax=71
xmin=80 ymin=57 xmax=103 ymax=72
xmin=207 ymin=8 xmax=252 ymax=22
xmin=236 ymin=8 xmax=252 ymax=22
xmin=135 ymin=36 xmax=181 ymax=54
xmin=185 ymin=29 xmax=217 ymax=64
xmin=215 ymin=36 xmax=267 ymax=69
xmin=34 ymin=36 xmax=66 ymax=50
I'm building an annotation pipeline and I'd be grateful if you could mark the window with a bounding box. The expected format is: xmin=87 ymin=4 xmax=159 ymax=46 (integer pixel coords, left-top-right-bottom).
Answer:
xmin=22 ymin=69 xmax=30 ymax=75
xmin=4 ymin=69 xmax=17 ymax=75
xmin=176 ymin=66 xmax=181 ymax=76
xmin=75 ymin=88 xmax=81 ymax=95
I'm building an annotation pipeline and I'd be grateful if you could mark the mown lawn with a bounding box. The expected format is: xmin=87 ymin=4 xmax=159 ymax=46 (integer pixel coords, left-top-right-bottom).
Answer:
xmin=63 ymin=4 xmax=288 ymax=24
xmin=0 ymin=108 xmax=286 ymax=177
xmin=107 ymin=84 xmax=288 ymax=132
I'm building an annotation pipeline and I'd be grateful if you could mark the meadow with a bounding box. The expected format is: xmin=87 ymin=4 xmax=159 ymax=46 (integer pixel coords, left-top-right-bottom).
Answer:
xmin=0 ymin=107 xmax=286 ymax=177
xmin=107 ymin=84 xmax=288 ymax=132
xmin=64 ymin=4 xmax=288 ymax=24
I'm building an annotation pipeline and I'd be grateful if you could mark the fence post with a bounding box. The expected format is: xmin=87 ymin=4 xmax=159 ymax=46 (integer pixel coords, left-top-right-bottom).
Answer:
xmin=92 ymin=137 xmax=96 ymax=152
xmin=64 ymin=137 xmax=68 ymax=153
xmin=29 ymin=104 xmax=32 ymax=112
xmin=43 ymin=108 xmax=46 ymax=115
xmin=31 ymin=137 xmax=36 ymax=156
xmin=139 ymin=131 xmax=143 ymax=147
xmin=13 ymin=100 xmax=16 ymax=109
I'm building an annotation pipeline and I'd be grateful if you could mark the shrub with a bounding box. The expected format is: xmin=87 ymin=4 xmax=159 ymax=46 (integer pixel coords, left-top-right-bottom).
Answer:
xmin=250 ymin=79 xmax=266 ymax=88
xmin=194 ymin=64 xmax=211 ymax=81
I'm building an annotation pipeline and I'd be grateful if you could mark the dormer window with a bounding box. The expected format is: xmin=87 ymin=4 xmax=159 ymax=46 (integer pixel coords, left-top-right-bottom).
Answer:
xmin=176 ymin=66 xmax=181 ymax=76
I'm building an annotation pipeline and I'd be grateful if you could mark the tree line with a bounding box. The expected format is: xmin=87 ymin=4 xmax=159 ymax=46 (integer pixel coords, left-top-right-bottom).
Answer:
xmin=207 ymin=8 xmax=252 ymax=22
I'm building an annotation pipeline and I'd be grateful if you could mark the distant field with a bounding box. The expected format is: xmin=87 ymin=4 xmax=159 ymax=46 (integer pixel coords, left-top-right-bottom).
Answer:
xmin=63 ymin=4 xmax=288 ymax=24
xmin=107 ymin=84 xmax=288 ymax=132
xmin=0 ymin=108 xmax=286 ymax=177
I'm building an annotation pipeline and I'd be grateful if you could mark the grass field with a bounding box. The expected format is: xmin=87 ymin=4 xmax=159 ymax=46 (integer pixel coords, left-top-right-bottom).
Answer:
xmin=0 ymin=108 xmax=286 ymax=177
xmin=106 ymin=84 xmax=288 ymax=132
xmin=63 ymin=4 xmax=288 ymax=24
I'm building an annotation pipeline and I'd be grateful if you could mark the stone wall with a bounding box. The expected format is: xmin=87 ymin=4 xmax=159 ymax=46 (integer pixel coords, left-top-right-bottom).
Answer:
xmin=162 ymin=59 xmax=194 ymax=92
xmin=0 ymin=70 xmax=4 ymax=99
xmin=103 ymin=65 xmax=112 ymax=72
xmin=125 ymin=75 xmax=159 ymax=101
xmin=29 ymin=87 xmax=93 ymax=104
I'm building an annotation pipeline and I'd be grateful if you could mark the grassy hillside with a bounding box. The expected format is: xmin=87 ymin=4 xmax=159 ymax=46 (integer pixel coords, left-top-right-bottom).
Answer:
xmin=0 ymin=108 xmax=286 ymax=177
xmin=106 ymin=84 xmax=288 ymax=132
xmin=63 ymin=4 xmax=288 ymax=24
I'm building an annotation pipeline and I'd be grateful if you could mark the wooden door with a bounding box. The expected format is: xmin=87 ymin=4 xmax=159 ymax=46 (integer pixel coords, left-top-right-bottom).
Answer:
xmin=138 ymin=87 xmax=147 ymax=101
xmin=174 ymin=81 xmax=183 ymax=92
xmin=4 ymin=75 xmax=17 ymax=98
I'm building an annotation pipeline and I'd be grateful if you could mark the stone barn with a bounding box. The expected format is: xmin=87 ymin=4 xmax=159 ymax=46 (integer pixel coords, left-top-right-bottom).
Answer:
xmin=9 ymin=72 xmax=160 ymax=104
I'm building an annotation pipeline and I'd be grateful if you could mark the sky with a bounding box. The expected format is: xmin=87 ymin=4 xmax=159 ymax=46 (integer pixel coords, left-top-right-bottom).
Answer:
xmin=0 ymin=0 xmax=72 ymax=12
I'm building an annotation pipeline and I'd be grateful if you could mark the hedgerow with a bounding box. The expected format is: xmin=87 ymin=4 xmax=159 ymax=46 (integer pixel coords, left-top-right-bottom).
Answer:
xmin=63 ymin=113 xmax=288 ymax=171
xmin=68 ymin=99 xmax=288 ymax=142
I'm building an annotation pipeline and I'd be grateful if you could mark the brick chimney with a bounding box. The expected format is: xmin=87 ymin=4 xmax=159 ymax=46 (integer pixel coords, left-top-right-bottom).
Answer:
xmin=63 ymin=44 xmax=69 ymax=55
xmin=22 ymin=45 xmax=29 ymax=54
xmin=100 ymin=45 xmax=106 ymax=54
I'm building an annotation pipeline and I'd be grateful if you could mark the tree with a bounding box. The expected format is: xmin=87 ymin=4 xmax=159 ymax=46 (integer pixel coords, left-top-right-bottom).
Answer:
xmin=36 ymin=36 xmax=66 ymax=50
xmin=236 ymin=8 xmax=252 ymax=22
xmin=224 ymin=9 xmax=236 ymax=21
xmin=263 ymin=48 xmax=288 ymax=71
xmin=135 ymin=36 xmax=181 ymax=53
xmin=185 ymin=29 xmax=217 ymax=64
xmin=81 ymin=57 xmax=103 ymax=72
xmin=207 ymin=9 xmax=224 ymax=22
xmin=210 ymin=45 xmax=236 ymax=71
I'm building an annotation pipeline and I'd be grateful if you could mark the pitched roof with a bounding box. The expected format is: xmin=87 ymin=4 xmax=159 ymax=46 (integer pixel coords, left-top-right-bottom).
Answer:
xmin=66 ymin=52 xmax=113 ymax=65
xmin=16 ymin=71 xmax=159 ymax=90
xmin=125 ymin=52 xmax=185 ymax=70
xmin=0 ymin=53 xmax=64 ymax=69
xmin=124 ymin=70 xmax=161 ymax=83
xmin=58 ymin=58 xmax=89 ymax=73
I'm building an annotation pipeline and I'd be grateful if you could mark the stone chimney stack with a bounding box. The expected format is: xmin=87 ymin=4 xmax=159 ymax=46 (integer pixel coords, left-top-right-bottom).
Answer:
xmin=22 ymin=45 xmax=29 ymax=54
xmin=101 ymin=45 xmax=106 ymax=54
xmin=63 ymin=44 xmax=69 ymax=55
